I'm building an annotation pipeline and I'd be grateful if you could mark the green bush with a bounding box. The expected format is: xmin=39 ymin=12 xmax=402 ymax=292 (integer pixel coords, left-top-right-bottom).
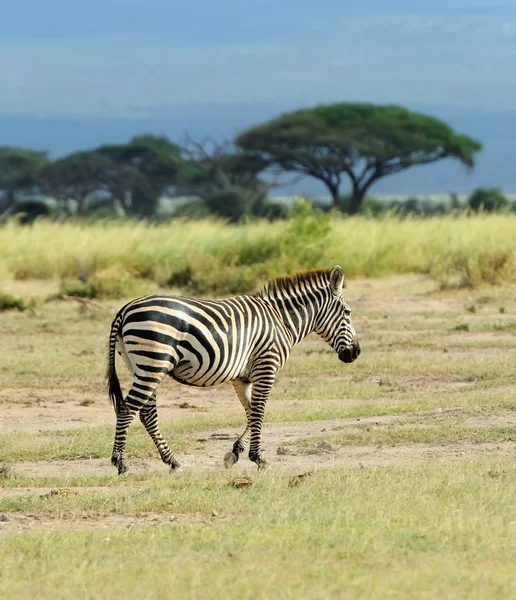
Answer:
xmin=59 ymin=266 xmax=142 ymax=299
xmin=361 ymin=196 xmax=388 ymax=216
xmin=468 ymin=188 xmax=509 ymax=212
xmin=170 ymin=198 xmax=212 ymax=219
xmin=9 ymin=200 xmax=53 ymax=224
xmin=205 ymin=191 xmax=257 ymax=222
xmin=255 ymin=201 xmax=290 ymax=220
xmin=0 ymin=291 xmax=39 ymax=312
xmin=281 ymin=198 xmax=332 ymax=269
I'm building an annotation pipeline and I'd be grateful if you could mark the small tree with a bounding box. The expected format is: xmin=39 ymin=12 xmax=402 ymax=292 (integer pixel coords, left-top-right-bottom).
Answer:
xmin=236 ymin=103 xmax=482 ymax=214
xmin=181 ymin=137 xmax=278 ymax=222
xmin=468 ymin=187 xmax=509 ymax=212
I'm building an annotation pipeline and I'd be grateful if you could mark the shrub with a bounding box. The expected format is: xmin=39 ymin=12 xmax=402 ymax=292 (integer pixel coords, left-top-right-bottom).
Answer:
xmin=255 ymin=201 xmax=290 ymax=220
xmin=205 ymin=191 xmax=257 ymax=223
xmin=170 ymin=198 xmax=212 ymax=219
xmin=0 ymin=291 xmax=38 ymax=312
xmin=9 ymin=200 xmax=53 ymax=224
xmin=468 ymin=188 xmax=509 ymax=212
xmin=281 ymin=198 xmax=332 ymax=269
xmin=361 ymin=196 xmax=388 ymax=216
xmin=59 ymin=266 xmax=142 ymax=300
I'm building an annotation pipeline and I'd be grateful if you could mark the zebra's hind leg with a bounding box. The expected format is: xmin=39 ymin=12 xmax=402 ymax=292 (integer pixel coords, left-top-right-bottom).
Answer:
xmin=224 ymin=379 xmax=252 ymax=469
xmin=111 ymin=401 xmax=137 ymax=475
xmin=139 ymin=394 xmax=181 ymax=471
xmin=111 ymin=371 xmax=168 ymax=475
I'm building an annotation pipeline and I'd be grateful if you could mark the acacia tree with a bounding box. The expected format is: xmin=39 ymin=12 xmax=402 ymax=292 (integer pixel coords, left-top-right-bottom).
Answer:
xmin=0 ymin=146 xmax=48 ymax=212
xmin=236 ymin=103 xmax=483 ymax=214
xmin=38 ymin=151 xmax=125 ymax=215
xmin=96 ymin=134 xmax=182 ymax=216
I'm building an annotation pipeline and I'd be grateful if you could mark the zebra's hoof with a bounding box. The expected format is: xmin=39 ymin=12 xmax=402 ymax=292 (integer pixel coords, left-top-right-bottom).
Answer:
xmin=224 ymin=451 xmax=238 ymax=469
xmin=257 ymin=459 xmax=269 ymax=472
xmin=169 ymin=460 xmax=183 ymax=474
xmin=117 ymin=463 xmax=128 ymax=475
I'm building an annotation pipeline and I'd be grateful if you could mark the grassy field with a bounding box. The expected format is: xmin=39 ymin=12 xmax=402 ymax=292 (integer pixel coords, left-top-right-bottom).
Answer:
xmin=1 ymin=267 xmax=516 ymax=599
xmin=1 ymin=210 xmax=516 ymax=296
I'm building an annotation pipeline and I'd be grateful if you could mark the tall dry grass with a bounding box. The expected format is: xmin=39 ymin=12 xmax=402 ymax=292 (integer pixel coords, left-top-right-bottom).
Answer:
xmin=1 ymin=210 xmax=515 ymax=294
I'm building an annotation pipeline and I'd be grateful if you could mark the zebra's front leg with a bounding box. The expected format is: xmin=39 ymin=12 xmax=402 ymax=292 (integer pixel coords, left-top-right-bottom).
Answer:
xmin=139 ymin=395 xmax=181 ymax=471
xmin=224 ymin=379 xmax=252 ymax=469
xmin=248 ymin=374 xmax=275 ymax=471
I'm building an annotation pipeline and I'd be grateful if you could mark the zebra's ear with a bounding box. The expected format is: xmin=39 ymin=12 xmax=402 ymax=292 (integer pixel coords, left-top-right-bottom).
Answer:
xmin=329 ymin=265 xmax=345 ymax=296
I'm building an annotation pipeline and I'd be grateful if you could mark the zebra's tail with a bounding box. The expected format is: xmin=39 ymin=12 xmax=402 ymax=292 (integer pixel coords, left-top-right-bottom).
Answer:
xmin=107 ymin=310 xmax=125 ymax=414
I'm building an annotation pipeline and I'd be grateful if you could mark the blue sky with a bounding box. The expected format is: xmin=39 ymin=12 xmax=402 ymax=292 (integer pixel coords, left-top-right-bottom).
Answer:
xmin=1 ymin=0 xmax=515 ymax=118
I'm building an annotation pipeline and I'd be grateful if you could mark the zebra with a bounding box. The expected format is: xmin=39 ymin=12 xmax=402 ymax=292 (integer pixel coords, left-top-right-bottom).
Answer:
xmin=106 ymin=265 xmax=360 ymax=474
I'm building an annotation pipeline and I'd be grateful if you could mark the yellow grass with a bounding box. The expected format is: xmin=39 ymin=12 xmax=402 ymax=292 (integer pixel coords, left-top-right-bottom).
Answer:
xmin=1 ymin=212 xmax=516 ymax=294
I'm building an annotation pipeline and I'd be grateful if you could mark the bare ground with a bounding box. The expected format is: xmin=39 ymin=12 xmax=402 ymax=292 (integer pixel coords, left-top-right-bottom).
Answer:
xmin=2 ymin=407 xmax=516 ymax=482
xmin=2 ymin=407 xmax=516 ymax=533
xmin=0 ymin=508 xmax=221 ymax=532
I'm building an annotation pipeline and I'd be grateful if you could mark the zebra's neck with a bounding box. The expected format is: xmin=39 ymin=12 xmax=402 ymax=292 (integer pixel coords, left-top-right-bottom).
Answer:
xmin=257 ymin=287 xmax=325 ymax=346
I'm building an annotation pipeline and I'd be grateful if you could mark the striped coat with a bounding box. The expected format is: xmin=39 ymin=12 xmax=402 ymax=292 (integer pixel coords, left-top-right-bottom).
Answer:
xmin=107 ymin=265 xmax=360 ymax=474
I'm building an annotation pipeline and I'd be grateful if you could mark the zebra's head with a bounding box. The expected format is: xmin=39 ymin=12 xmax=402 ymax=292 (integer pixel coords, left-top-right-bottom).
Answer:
xmin=314 ymin=266 xmax=361 ymax=364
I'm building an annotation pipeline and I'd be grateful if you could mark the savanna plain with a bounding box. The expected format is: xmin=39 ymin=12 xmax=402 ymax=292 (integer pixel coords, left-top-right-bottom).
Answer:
xmin=1 ymin=214 xmax=516 ymax=599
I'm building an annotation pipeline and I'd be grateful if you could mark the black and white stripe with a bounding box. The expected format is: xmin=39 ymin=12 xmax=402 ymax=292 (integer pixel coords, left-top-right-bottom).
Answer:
xmin=107 ymin=265 xmax=360 ymax=474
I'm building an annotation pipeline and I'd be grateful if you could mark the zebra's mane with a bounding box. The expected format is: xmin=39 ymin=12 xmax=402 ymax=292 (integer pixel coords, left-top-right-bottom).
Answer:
xmin=256 ymin=268 xmax=345 ymax=300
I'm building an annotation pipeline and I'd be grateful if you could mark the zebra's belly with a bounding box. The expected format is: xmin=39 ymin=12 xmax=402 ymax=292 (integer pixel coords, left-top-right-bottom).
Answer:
xmin=168 ymin=373 xmax=219 ymax=387
xmin=171 ymin=359 xmax=247 ymax=387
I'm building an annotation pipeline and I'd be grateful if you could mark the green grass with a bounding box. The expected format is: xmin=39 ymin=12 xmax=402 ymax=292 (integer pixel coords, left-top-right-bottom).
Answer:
xmin=1 ymin=269 xmax=516 ymax=599
xmin=1 ymin=462 xmax=515 ymax=599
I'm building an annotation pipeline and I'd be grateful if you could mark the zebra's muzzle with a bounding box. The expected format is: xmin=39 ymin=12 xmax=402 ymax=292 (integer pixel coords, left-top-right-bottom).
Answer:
xmin=338 ymin=341 xmax=361 ymax=363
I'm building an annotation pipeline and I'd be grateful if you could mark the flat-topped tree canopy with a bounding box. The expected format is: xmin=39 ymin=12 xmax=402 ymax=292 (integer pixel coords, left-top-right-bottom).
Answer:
xmin=236 ymin=103 xmax=483 ymax=214
xmin=37 ymin=151 xmax=126 ymax=214
xmin=96 ymin=134 xmax=181 ymax=189
xmin=94 ymin=134 xmax=185 ymax=216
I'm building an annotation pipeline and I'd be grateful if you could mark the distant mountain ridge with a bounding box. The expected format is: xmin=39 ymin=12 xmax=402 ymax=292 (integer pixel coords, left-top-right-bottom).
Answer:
xmin=1 ymin=104 xmax=515 ymax=196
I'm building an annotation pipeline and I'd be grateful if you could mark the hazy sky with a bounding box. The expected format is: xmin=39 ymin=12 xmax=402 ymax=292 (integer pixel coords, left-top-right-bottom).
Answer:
xmin=1 ymin=0 xmax=515 ymax=118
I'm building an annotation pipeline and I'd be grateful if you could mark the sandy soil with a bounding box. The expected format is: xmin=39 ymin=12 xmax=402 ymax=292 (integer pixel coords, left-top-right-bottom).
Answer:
xmin=2 ymin=406 xmax=515 ymax=481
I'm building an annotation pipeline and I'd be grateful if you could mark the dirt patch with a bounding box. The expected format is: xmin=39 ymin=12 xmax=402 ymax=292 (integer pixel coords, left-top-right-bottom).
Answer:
xmin=0 ymin=510 xmax=216 ymax=532
xmin=0 ymin=485 xmax=112 ymax=500
xmin=4 ymin=408 xmax=516 ymax=481
xmin=0 ymin=386 xmax=240 ymax=434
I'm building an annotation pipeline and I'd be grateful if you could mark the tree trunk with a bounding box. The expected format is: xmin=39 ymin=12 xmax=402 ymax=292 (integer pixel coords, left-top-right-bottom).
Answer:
xmin=325 ymin=182 xmax=340 ymax=209
xmin=1 ymin=188 xmax=16 ymax=213
xmin=77 ymin=194 xmax=87 ymax=216
xmin=349 ymin=184 xmax=367 ymax=215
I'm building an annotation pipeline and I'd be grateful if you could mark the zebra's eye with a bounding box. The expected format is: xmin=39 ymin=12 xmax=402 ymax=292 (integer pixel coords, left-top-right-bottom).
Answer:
xmin=344 ymin=309 xmax=351 ymax=317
